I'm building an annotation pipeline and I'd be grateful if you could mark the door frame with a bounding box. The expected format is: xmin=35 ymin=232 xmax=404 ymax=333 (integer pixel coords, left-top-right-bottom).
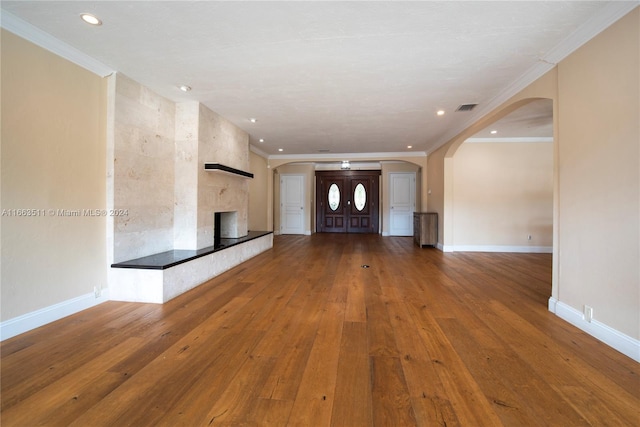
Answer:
xmin=280 ymin=174 xmax=306 ymax=235
xmin=315 ymin=170 xmax=381 ymax=234
xmin=389 ymin=172 xmax=416 ymax=236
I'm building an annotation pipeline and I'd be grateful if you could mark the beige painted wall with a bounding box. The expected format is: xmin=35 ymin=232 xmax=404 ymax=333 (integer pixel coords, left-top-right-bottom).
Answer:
xmin=1 ymin=30 xmax=107 ymax=320
xmin=556 ymin=8 xmax=639 ymax=339
xmin=426 ymin=144 xmax=446 ymax=246
xmin=452 ymin=141 xmax=553 ymax=248
xmin=248 ymin=151 xmax=270 ymax=231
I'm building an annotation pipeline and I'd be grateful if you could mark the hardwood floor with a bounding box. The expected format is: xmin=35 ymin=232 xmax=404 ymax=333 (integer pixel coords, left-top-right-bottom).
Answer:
xmin=2 ymin=234 xmax=638 ymax=426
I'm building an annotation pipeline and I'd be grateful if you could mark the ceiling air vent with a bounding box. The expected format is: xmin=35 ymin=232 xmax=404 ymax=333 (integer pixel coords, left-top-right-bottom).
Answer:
xmin=455 ymin=103 xmax=478 ymax=112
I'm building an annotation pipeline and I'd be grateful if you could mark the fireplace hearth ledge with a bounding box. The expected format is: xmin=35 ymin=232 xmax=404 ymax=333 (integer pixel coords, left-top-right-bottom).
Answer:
xmin=109 ymin=232 xmax=273 ymax=303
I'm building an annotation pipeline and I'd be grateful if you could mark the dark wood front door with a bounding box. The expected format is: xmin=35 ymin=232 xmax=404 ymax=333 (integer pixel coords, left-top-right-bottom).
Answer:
xmin=316 ymin=170 xmax=380 ymax=233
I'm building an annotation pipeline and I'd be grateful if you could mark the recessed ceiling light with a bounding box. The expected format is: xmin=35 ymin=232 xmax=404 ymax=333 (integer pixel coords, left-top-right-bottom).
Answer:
xmin=80 ymin=13 xmax=102 ymax=26
xmin=259 ymin=138 xmax=265 ymax=143
xmin=250 ymin=118 xmax=257 ymax=123
xmin=278 ymin=148 xmax=283 ymax=152
xmin=436 ymin=110 xmax=445 ymax=116
xmin=490 ymin=130 xmax=498 ymax=134
xmin=407 ymin=145 xmax=413 ymax=149
xmin=179 ymin=85 xmax=191 ymax=92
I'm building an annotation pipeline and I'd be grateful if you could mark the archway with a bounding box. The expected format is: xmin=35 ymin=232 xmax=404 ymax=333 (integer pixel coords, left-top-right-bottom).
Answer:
xmin=430 ymin=93 xmax=559 ymax=304
xmin=449 ymin=99 xmax=553 ymax=252
xmin=269 ymin=157 xmax=426 ymax=236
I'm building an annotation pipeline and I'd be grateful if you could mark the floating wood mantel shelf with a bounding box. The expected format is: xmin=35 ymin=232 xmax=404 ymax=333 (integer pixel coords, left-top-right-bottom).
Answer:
xmin=204 ymin=163 xmax=254 ymax=178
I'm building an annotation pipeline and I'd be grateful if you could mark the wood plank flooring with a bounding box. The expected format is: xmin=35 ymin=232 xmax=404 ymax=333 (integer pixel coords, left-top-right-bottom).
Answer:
xmin=2 ymin=234 xmax=638 ymax=426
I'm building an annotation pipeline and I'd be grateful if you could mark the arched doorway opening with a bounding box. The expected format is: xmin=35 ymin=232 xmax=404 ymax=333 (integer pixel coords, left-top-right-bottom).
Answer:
xmin=271 ymin=159 xmax=425 ymax=236
xmin=449 ymin=99 xmax=553 ymax=252
xmin=434 ymin=96 xmax=558 ymax=303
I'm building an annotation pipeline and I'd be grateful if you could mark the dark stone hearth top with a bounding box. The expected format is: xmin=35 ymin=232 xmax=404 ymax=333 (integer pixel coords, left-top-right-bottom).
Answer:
xmin=111 ymin=231 xmax=272 ymax=270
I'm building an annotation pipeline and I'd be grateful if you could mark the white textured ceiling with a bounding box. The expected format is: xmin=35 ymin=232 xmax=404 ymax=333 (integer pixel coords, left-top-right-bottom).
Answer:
xmin=0 ymin=1 xmax=629 ymax=156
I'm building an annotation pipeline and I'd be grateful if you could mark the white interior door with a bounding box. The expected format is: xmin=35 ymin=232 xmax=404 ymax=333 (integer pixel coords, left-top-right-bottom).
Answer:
xmin=280 ymin=174 xmax=305 ymax=235
xmin=389 ymin=172 xmax=415 ymax=236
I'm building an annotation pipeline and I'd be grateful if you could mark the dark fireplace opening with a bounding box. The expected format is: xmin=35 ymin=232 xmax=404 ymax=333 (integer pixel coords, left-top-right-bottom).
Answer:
xmin=214 ymin=211 xmax=239 ymax=249
xmin=214 ymin=212 xmax=223 ymax=249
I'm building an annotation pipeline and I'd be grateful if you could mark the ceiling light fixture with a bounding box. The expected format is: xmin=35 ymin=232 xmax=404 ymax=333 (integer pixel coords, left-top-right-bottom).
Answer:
xmin=250 ymin=118 xmax=257 ymax=123
xmin=436 ymin=110 xmax=445 ymax=116
xmin=179 ymin=85 xmax=191 ymax=92
xmin=80 ymin=13 xmax=102 ymax=26
xmin=407 ymin=145 xmax=413 ymax=149
xmin=278 ymin=148 xmax=283 ymax=152
xmin=490 ymin=130 xmax=498 ymax=134
xmin=259 ymin=138 xmax=265 ymax=143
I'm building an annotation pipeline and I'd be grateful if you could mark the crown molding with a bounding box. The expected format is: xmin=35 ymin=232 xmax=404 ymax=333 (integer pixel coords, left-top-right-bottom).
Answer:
xmin=544 ymin=2 xmax=639 ymax=65
xmin=0 ymin=10 xmax=113 ymax=77
xmin=465 ymin=137 xmax=553 ymax=144
xmin=431 ymin=2 xmax=638 ymax=152
xmin=266 ymin=151 xmax=427 ymax=161
xmin=249 ymin=144 xmax=269 ymax=159
xmin=431 ymin=61 xmax=555 ymax=153
xmin=315 ymin=161 xmax=382 ymax=170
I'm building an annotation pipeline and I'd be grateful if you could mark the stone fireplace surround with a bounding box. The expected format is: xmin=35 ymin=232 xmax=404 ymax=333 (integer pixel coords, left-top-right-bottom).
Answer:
xmin=108 ymin=74 xmax=272 ymax=303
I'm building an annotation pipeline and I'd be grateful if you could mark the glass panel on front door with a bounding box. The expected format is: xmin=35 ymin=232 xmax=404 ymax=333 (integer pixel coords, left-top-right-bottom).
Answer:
xmin=354 ymin=183 xmax=366 ymax=211
xmin=328 ymin=183 xmax=340 ymax=211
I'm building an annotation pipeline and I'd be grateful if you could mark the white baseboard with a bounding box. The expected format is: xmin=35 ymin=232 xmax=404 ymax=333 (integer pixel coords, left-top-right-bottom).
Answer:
xmin=449 ymin=245 xmax=552 ymax=253
xmin=548 ymin=297 xmax=640 ymax=362
xmin=0 ymin=290 xmax=110 ymax=341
